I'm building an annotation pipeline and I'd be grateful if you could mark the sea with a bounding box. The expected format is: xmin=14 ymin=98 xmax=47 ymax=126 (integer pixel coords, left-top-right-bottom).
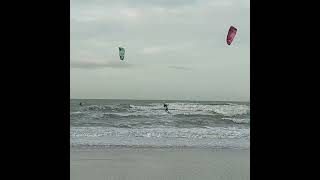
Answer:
xmin=70 ymin=99 xmax=250 ymax=150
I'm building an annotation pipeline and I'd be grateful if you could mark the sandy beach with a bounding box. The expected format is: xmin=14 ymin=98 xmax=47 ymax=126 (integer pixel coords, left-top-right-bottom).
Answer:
xmin=71 ymin=147 xmax=249 ymax=180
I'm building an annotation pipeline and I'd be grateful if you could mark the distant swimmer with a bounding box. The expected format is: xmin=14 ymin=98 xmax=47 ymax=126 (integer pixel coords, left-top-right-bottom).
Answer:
xmin=164 ymin=103 xmax=169 ymax=113
xmin=79 ymin=102 xmax=83 ymax=106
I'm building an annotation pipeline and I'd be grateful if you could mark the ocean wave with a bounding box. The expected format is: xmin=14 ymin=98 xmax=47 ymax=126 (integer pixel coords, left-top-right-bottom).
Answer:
xmin=211 ymin=104 xmax=249 ymax=116
xmin=70 ymin=126 xmax=249 ymax=139
xmin=77 ymin=103 xmax=249 ymax=117
xmin=70 ymin=126 xmax=249 ymax=149
xmin=74 ymin=112 xmax=249 ymax=126
xmin=102 ymin=113 xmax=146 ymax=119
xmin=70 ymin=100 xmax=250 ymax=149
xmin=222 ymin=118 xmax=250 ymax=124
xmin=70 ymin=144 xmax=249 ymax=150
xmin=70 ymin=111 xmax=84 ymax=115
xmin=80 ymin=104 xmax=131 ymax=112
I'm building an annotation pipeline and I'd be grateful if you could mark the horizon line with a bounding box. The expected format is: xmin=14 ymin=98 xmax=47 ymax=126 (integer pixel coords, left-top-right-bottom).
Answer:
xmin=70 ymin=98 xmax=250 ymax=103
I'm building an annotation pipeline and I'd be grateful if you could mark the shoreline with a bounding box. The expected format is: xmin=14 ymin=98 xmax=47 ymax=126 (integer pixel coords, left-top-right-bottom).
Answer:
xmin=70 ymin=98 xmax=250 ymax=103
xmin=71 ymin=145 xmax=250 ymax=151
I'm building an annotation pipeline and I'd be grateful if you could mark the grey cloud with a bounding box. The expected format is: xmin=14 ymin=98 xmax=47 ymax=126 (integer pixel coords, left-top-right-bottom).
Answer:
xmin=168 ymin=66 xmax=192 ymax=71
xmin=71 ymin=0 xmax=250 ymax=101
xmin=71 ymin=60 xmax=134 ymax=69
xmin=72 ymin=0 xmax=198 ymax=7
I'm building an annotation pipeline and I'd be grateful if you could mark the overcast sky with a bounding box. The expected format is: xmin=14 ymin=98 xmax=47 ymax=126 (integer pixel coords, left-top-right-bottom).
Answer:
xmin=70 ymin=0 xmax=250 ymax=101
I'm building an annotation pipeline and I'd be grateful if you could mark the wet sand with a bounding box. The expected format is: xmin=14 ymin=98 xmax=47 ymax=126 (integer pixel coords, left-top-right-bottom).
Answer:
xmin=71 ymin=147 xmax=249 ymax=180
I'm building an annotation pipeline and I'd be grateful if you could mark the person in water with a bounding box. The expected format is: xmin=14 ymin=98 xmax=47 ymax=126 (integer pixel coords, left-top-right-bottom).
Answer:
xmin=79 ymin=102 xmax=82 ymax=106
xmin=164 ymin=103 xmax=169 ymax=112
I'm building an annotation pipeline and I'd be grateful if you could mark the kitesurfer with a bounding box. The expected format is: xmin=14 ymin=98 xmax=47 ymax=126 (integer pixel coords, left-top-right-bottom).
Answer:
xmin=164 ymin=103 xmax=169 ymax=112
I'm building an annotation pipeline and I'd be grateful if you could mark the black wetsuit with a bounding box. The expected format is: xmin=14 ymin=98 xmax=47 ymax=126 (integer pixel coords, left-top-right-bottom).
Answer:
xmin=164 ymin=104 xmax=169 ymax=112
